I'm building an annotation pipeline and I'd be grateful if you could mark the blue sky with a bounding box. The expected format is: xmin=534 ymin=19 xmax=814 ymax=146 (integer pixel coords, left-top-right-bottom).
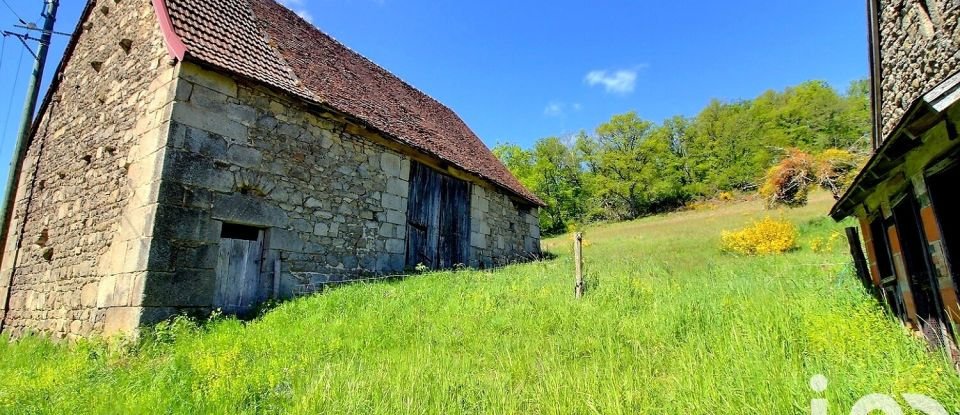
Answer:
xmin=0 ymin=0 xmax=867 ymax=182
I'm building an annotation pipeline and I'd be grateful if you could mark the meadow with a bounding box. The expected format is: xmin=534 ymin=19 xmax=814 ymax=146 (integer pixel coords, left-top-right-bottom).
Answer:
xmin=1 ymin=192 xmax=958 ymax=414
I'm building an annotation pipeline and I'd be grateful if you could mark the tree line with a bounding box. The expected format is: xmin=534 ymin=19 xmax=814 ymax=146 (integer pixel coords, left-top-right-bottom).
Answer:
xmin=495 ymin=80 xmax=871 ymax=235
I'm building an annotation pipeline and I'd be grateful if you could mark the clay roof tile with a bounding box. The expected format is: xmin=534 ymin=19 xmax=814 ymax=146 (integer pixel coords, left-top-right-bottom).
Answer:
xmin=162 ymin=0 xmax=544 ymax=206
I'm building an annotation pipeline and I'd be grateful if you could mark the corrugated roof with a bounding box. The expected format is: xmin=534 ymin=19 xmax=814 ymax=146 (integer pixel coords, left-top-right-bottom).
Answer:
xmin=160 ymin=0 xmax=544 ymax=206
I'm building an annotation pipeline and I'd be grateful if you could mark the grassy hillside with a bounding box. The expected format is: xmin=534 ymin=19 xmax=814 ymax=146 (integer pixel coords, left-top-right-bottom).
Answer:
xmin=2 ymin=193 xmax=958 ymax=414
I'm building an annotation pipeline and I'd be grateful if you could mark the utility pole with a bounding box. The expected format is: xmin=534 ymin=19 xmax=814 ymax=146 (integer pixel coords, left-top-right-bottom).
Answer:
xmin=0 ymin=0 xmax=60 ymax=330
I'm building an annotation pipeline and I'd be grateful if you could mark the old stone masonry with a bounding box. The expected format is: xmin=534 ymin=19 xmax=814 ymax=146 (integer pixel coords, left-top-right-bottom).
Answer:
xmin=0 ymin=0 xmax=543 ymax=338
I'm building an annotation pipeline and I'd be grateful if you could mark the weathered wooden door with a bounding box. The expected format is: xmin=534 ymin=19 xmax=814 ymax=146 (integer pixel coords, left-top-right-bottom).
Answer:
xmin=437 ymin=174 xmax=470 ymax=268
xmin=405 ymin=162 xmax=471 ymax=269
xmin=406 ymin=162 xmax=442 ymax=268
xmin=215 ymin=225 xmax=265 ymax=316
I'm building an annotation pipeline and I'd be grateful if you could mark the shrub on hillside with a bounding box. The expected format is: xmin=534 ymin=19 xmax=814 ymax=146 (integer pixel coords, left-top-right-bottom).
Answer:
xmin=816 ymin=148 xmax=861 ymax=199
xmin=760 ymin=148 xmax=864 ymax=208
xmin=721 ymin=217 xmax=798 ymax=255
xmin=759 ymin=149 xmax=818 ymax=208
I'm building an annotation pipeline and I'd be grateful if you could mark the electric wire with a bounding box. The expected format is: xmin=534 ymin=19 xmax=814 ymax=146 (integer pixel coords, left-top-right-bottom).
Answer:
xmin=0 ymin=0 xmax=27 ymax=25
xmin=0 ymin=40 xmax=25 ymax=151
xmin=0 ymin=34 xmax=6 ymax=74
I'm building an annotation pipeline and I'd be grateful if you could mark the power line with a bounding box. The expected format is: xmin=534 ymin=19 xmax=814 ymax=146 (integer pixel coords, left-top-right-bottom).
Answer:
xmin=0 ymin=41 xmax=25 ymax=150
xmin=14 ymin=24 xmax=71 ymax=37
xmin=0 ymin=0 xmax=27 ymax=25
xmin=0 ymin=33 xmax=6 ymax=73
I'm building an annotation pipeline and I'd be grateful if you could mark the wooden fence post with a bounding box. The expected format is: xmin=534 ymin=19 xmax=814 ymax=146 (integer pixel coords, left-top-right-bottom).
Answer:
xmin=845 ymin=227 xmax=873 ymax=292
xmin=574 ymin=232 xmax=584 ymax=298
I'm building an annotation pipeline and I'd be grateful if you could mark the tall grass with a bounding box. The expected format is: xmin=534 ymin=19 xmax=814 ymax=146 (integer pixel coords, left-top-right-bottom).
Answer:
xmin=1 ymin=193 xmax=958 ymax=414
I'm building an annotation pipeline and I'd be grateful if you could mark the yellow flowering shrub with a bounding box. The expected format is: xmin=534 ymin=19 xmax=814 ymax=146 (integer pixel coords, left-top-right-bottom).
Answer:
xmin=808 ymin=231 xmax=844 ymax=253
xmin=721 ymin=217 xmax=798 ymax=255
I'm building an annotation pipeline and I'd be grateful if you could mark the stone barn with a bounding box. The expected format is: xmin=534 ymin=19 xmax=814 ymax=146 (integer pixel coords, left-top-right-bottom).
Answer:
xmin=832 ymin=0 xmax=960 ymax=350
xmin=0 ymin=0 xmax=544 ymax=338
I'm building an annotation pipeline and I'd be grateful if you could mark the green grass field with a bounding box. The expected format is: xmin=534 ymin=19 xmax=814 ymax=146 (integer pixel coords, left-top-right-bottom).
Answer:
xmin=2 ymin=192 xmax=959 ymax=414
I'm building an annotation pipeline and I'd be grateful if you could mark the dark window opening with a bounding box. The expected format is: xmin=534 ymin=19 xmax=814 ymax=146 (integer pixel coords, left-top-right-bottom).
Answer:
xmin=870 ymin=217 xmax=904 ymax=319
xmin=927 ymin=163 xmax=960 ymax=292
xmin=513 ymin=201 xmax=532 ymax=215
xmin=220 ymin=223 xmax=261 ymax=241
xmin=870 ymin=218 xmax=895 ymax=280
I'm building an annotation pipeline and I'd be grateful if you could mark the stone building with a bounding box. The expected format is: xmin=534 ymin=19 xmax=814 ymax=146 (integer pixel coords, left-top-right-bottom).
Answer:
xmin=0 ymin=0 xmax=543 ymax=338
xmin=832 ymin=0 xmax=960 ymax=349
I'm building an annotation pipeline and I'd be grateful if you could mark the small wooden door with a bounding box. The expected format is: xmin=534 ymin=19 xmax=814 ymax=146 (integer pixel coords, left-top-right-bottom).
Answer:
xmin=405 ymin=162 xmax=471 ymax=269
xmin=215 ymin=224 xmax=265 ymax=315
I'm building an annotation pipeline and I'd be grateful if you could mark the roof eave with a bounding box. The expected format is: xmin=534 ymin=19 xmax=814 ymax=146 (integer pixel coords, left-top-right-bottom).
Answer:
xmin=830 ymin=70 xmax=960 ymax=220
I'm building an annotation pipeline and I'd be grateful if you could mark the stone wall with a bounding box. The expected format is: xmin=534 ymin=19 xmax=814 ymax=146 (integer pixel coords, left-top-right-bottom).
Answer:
xmin=152 ymin=64 xmax=541 ymax=318
xmin=878 ymin=0 xmax=960 ymax=138
xmin=145 ymin=62 xmax=413 ymax=319
xmin=470 ymin=185 xmax=540 ymax=268
xmin=1 ymin=5 xmax=542 ymax=337
xmin=0 ymin=0 xmax=176 ymax=338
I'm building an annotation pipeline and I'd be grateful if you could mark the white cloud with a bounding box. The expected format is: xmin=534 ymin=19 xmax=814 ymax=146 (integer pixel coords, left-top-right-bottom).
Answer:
xmin=543 ymin=101 xmax=582 ymax=117
xmin=544 ymin=102 xmax=564 ymax=117
xmin=280 ymin=0 xmax=314 ymax=23
xmin=584 ymin=69 xmax=639 ymax=94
